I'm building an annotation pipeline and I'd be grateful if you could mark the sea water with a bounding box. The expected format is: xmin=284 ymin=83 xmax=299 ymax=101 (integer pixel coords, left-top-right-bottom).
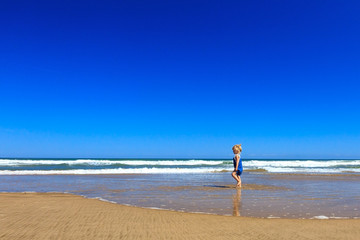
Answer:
xmin=0 ymin=158 xmax=359 ymax=219
xmin=0 ymin=158 xmax=359 ymax=174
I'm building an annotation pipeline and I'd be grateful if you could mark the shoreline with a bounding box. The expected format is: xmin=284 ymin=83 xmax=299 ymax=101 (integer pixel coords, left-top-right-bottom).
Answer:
xmin=0 ymin=171 xmax=359 ymax=175
xmin=1 ymin=172 xmax=359 ymax=219
xmin=1 ymin=190 xmax=357 ymax=220
xmin=1 ymin=192 xmax=360 ymax=240
xmin=0 ymin=191 xmax=357 ymax=220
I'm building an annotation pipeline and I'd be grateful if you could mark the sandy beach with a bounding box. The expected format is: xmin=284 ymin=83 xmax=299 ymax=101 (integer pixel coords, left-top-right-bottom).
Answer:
xmin=1 ymin=192 xmax=359 ymax=240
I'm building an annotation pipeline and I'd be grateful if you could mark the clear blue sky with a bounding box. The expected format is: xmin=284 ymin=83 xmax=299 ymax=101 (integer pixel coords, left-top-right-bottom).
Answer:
xmin=1 ymin=0 xmax=359 ymax=158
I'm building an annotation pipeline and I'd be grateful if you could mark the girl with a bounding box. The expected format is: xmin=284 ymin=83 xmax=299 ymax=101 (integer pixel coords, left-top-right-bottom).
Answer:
xmin=231 ymin=144 xmax=243 ymax=187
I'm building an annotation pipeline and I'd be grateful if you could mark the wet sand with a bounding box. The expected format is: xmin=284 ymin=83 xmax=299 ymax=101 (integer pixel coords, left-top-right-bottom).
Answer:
xmin=154 ymin=183 xmax=290 ymax=191
xmin=1 ymin=192 xmax=359 ymax=240
xmin=0 ymin=172 xmax=359 ymax=218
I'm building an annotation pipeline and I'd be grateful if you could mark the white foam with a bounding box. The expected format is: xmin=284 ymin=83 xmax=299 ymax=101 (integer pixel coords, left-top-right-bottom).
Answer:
xmin=93 ymin=197 xmax=117 ymax=204
xmin=0 ymin=159 xmax=225 ymax=166
xmin=246 ymin=160 xmax=360 ymax=168
xmin=0 ymin=167 xmax=228 ymax=175
xmin=312 ymin=215 xmax=329 ymax=219
xmin=243 ymin=160 xmax=360 ymax=173
xmin=259 ymin=167 xmax=360 ymax=173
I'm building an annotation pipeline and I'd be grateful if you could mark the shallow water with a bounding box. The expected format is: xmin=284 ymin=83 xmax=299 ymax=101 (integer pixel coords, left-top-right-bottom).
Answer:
xmin=0 ymin=172 xmax=359 ymax=219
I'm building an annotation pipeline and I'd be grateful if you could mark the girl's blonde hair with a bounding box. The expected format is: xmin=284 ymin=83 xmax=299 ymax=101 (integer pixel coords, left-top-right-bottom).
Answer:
xmin=232 ymin=144 xmax=242 ymax=154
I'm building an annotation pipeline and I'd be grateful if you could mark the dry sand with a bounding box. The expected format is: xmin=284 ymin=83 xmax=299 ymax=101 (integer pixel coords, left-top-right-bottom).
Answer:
xmin=0 ymin=193 xmax=359 ymax=240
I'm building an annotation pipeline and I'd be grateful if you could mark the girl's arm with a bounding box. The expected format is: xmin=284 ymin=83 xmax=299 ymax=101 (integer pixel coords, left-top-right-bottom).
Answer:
xmin=234 ymin=155 xmax=240 ymax=170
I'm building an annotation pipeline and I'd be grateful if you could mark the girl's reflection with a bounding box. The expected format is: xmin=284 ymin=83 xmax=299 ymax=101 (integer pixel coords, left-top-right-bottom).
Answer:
xmin=232 ymin=187 xmax=242 ymax=216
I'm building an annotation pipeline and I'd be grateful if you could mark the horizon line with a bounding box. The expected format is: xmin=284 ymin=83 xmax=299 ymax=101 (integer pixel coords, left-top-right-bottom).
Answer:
xmin=1 ymin=157 xmax=359 ymax=160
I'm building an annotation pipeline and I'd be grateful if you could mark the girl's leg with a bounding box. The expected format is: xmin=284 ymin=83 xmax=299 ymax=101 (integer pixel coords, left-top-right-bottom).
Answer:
xmin=231 ymin=172 xmax=240 ymax=185
xmin=237 ymin=176 xmax=242 ymax=187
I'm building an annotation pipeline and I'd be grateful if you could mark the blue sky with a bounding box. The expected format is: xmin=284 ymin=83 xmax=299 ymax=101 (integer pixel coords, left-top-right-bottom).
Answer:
xmin=1 ymin=0 xmax=359 ymax=158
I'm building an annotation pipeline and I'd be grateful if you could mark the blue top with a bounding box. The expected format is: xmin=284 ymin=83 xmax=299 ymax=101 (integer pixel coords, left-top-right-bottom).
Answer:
xmin=233 ymin=155 xmax=243 ymax=172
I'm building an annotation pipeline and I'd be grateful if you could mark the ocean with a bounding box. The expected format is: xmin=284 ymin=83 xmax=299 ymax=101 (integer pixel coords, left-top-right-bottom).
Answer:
xmin=0 ymin=158 xmax=360 ymax=174
xmin=0 ymin=158 xmax=359 ymax=219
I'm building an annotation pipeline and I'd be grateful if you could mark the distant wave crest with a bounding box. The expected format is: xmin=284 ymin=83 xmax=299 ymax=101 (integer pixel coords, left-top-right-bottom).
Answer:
xmin=0 ymin=167 xmax=226 ymax=175
xmin=0 ymin=159 xmax=225 ymax=166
